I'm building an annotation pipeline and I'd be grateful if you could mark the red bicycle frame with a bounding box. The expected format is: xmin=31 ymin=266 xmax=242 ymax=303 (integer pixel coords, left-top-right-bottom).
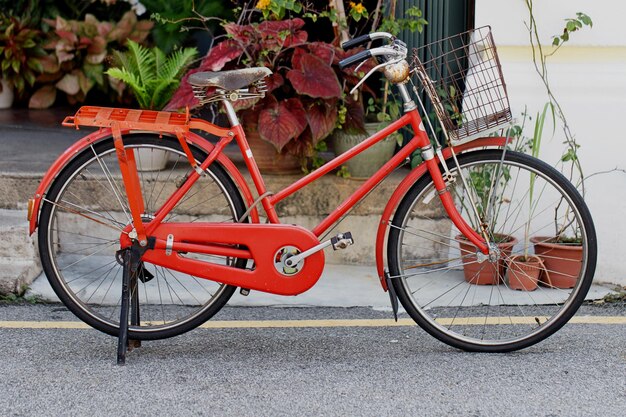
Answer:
xmin=29 ymin=104 xmax=501 ymax=295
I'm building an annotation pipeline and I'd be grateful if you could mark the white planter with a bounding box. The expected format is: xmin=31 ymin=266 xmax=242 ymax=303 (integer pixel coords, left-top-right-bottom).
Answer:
xmin=135 ymin=148 xmax=169 ymax=171
xmin=0 ymin=79 xmax=14 ymax=109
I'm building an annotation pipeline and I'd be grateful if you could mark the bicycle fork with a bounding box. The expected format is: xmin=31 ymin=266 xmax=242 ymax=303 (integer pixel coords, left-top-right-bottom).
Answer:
xmin=405 ymin=109 xmax=490 ymax=255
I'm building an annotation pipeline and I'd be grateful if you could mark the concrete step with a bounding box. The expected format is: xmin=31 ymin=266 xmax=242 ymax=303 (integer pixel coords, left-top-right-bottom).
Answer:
xmin=0 ymin=210 xmax=41 ymax=294
xmin=0 ymin=169 xmax=412 ymax=265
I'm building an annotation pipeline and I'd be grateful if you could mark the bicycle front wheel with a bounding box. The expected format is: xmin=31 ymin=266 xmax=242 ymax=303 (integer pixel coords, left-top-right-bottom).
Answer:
xmin=387 ymin=150 xmax=596 ymax=352
xmin=38 ymin=134 xmax=247 ymax=340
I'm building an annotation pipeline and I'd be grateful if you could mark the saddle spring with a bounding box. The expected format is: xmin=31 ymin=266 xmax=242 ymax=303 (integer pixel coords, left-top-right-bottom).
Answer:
xmin=192 ymin=78 xmax=269 ymax=105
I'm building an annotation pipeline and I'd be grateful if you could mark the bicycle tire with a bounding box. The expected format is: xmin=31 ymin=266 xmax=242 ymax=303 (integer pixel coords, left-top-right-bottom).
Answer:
xmin=387 ymin=150 xmax=596 ymax=352
xmin=38 ymin=134 xmax=247 ymax=340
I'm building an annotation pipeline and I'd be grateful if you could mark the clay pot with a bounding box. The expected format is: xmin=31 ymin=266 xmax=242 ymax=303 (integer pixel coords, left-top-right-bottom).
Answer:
xmin=530 ymin=236 xmax=582 ymax=289
xmin=135 ymin=148 xmax=169 ymax=171
xmin=506 ymin=255 xmax=543 ymax=291
xmin=330 ymin=122 xmax=399 ymax=179
xmin=0 ymin=79 xmax=14 ymax=109
xmin=456 ymin=234 xmax=517 ymax=285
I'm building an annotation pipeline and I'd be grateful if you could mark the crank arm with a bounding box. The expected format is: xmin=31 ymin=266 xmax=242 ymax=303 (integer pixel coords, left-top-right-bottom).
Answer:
xmin=284 ymin=232 xmax=354 ymax=267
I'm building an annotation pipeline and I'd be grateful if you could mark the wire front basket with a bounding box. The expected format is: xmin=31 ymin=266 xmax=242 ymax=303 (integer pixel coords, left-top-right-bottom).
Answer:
xmin=411 ymin=26 xmax=512 ymax=144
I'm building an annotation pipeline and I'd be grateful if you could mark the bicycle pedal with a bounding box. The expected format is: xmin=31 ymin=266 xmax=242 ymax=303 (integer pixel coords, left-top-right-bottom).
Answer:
xmin=240 ymin=288 xmax=250 ymax=296
xmin=331 ymin=232 xmax=354 ymax=250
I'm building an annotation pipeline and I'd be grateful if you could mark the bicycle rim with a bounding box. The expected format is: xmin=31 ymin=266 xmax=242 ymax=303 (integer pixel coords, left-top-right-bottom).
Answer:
xmin=388 ymin=150 xmax=596 ymax=351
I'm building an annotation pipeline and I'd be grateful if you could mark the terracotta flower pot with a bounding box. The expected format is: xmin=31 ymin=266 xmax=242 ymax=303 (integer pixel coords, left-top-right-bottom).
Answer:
xmin=530 ymin=236 xmax=582 ymax=289
xmin=456 ymin=234 xmax=517 ymax=285
xmin=507 ymin=255 xmax=543 ymax=291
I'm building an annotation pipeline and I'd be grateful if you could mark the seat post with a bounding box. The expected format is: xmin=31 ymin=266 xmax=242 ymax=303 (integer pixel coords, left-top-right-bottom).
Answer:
xmin=222 ymin=100 xmax=240 ymax=127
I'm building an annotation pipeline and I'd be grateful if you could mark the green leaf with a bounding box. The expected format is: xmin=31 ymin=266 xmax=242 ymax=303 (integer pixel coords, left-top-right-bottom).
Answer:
xmin=552 ymin=37 xmax=560 ymax=46
xmin=26 ymin=58 xmax=43 ymax=73
xmin=23 ymin=69 xmax=36 ymax=86
xmin=22 ymin=39 xmax=36 ymax=49
xmin=83 ymin=63 xmax=104 ymax=86
xmin=578 ymin=13 xmax=593 ymax=27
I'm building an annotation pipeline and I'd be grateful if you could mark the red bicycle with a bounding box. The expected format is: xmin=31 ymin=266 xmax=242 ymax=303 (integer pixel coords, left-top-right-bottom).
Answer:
xmin=28 ymin=27 xmax=596 ymax=356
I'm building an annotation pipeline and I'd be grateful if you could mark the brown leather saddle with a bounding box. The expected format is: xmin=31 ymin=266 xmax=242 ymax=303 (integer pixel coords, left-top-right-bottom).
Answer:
xmin=188 ymin=67 xmax=272 ymax=90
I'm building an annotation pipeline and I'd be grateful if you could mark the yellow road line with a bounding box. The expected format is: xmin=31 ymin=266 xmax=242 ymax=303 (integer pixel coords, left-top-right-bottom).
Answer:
xmin=0 ymin=316 xmax=624 ymax=330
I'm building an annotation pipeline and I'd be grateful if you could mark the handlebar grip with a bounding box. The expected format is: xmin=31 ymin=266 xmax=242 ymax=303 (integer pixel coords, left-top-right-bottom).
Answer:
xmin=342 ymin=34 xmax=371 ymax=51
xmin=338 ymin=50 xmax=372 ymax=70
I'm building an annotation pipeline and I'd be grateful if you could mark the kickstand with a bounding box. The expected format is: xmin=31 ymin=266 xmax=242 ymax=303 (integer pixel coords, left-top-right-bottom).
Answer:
xmin=384 ymin=270 xmax=399 ymax=322
xmin=116 ymin=247 xmax=142 ymax=365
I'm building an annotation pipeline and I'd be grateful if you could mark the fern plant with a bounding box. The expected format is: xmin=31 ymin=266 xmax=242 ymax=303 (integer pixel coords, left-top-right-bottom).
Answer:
xmin=106 ymin=40 xmax=197 ymax=110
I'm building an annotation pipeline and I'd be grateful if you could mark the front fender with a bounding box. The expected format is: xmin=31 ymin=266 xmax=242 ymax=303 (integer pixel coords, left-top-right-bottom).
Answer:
xmin=374 ymin=137 xmax=509 ymax=291
xmin=28 ymin=128 xmax=258 ymax=235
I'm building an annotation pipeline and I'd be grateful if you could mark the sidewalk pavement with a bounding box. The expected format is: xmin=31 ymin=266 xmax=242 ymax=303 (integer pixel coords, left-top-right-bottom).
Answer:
xmin=0 ymin=108 xmax=616 ymax=308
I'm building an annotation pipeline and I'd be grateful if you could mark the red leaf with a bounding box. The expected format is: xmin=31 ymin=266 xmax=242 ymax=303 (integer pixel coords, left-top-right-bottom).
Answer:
xmin=259 ymin=18 xmax=307 ymax=50
xmin=305 ymin=99 xmax=338 ymax=142
xmin=307 ymin=42 xmax=337 ymax=65
xmin=291 ymin=47 xmax=307 ymax=71
xmin=286 ymin=54 xmax=341 ymax=99
xmin=283 ymin=98 xmax=307 ymax=138
xmin=28 ymin=85 xmax=57 ymax=109
xmin=55 ymin=30 xmax=77 ymax=44
xmin=265 ymin=73 xmax=284 ymax=92
xmin=258 ymin=18 xmax=305 ymax=33
xmin=285 ymin=127 xmax=314 ymax=157
xmin=166 ymin=40 xmax=242 ymax=110
xmin=342 ymin=95 xmax=366 ymax=134
xmin=164 ymin=69 xmax=199 ymax=110
xmin=224 ymin=23 xmax=255 ymax=44
xmin=199 ymin=40 xmax=242 ymax=72
xmin=258 ymin=98 xmax=304 ymax=151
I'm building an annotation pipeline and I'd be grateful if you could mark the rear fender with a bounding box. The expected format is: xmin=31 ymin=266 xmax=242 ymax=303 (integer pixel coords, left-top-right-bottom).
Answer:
xmin=28 ymin=129 xmax=258 ymax=235
xmin=374 ymin=137 xmax=509 ymax=290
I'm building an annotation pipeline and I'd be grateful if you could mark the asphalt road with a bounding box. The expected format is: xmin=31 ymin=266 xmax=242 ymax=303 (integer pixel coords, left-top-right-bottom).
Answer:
xmin=0 ymin=303 xmax=624 ymax=417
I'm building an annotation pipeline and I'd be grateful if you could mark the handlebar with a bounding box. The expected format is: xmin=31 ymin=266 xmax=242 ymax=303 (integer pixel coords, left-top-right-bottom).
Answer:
xmin=338 ymin=32 xmax=405 ymax=70
xmin=338 ymin=50 xmax=372 ymax=70
xmin=341 ymin=32 xmax=395 ymax=50
xmin=341 ymin=34 xmax=371 ymax=51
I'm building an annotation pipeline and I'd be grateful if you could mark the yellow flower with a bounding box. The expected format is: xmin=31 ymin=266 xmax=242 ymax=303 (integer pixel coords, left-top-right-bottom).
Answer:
xmin=354 ymin=3 xmax=366 ymax=14
xmin=349 ymin=1 xmax=356 ymax=7
xmin=256 ymin=0 xmax=271 ymax=10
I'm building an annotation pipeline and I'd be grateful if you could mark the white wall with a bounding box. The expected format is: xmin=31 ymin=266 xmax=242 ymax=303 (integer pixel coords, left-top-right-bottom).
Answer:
xmin=476 ymin=0 xmax=626 ymax=285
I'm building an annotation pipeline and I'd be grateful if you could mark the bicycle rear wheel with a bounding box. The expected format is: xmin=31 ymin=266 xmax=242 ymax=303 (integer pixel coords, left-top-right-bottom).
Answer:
xmin=38 ymin=134 xmax=247 ymax=340
xmin=387 ymin=150 xmax=596 ymax=352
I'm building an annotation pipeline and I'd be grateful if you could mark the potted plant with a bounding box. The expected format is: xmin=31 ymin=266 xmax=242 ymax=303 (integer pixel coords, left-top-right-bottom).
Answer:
xmin=506 ymin=104 xmax=551 ymax=291
xmin=449 ymin=139 xmax=520 ymax=285
xmin=456 ymin=233 xmax=518 ymax=286
xmin=167 ymin=15 xmax=363 ymax=173
xmin=331 ymin=94 xmax=401 ymax=178
xmin=0 ymin=13 xmax=46 ymax=108
xmin=522 ymin=5 xmax=591 ymax=290
xmin=106 ymin=40 xmax=197 ymax=170
xmin=330 ymin=2 xmax=427 ymax=178
xmin=28 ymin=12 xmax=153 ymax=109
